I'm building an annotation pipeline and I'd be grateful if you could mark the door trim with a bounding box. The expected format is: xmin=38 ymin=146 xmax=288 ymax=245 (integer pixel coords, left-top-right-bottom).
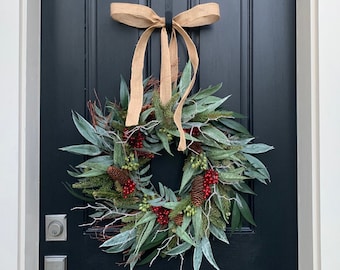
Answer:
xmin=18 ymin=0 xmax=319 ymax=269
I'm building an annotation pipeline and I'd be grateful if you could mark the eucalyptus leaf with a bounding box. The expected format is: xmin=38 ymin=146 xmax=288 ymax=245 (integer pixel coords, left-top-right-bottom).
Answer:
xmin=193 ymin=244 xmax=203 ymax=270
xmin=104 ymin=239 xmax=134 ymax=253
xmin=165 ymin=241 xmax=192 ymax=256
xmin=191 ymin=83 xmax=222 ymax=100
xmin=74 ymin=169 xmax=105 ymax=178
xmin=242 ymin=143 xmax=274 ymax=154
xmin=59 ymin=144 xmax=102 ymax=156
xmin=232 ymin=181 xmax=256 ymax=195
xmin=192 ymin=207 xmax=203 ymax=241
xmin=100 ymin=228 xmax=136 ymax=248
xmin=139 ymin=230 xmax=168 ymax=252
xmin=176 ymin=226 xmax=196 ymax=246
xmin=219 ymin=118 xmax=250 ymax=134
xmin=209 ymin=224 xmax=229 ymax=244
xmin=244 ymin=153 xmax=271 ymax=181
xmin=178 ymin=61 xmax=192 ymax=96
xmin=179 ymin=161 xmax=196 ymax=194
xmin=201 ymin=237 xmax=220 ymax=270
xmin=76 ymin=155 xmax=113 ymax=168
xmin=113 ymin=142 xmax=124 ymax=167
xmin=136 ymin=212 xmax=157 ymax=226
xmin=201 ymin=126 xmax=229 ymax=145
xmin=235 ymin=193 xmax=256 ymax=226
xmin=72 ymin=111 xmax=99 ymax=145
xmin=231 ymin=201 xmax=241 ymax=233
xmin=120 ymin=75 xmax=129 ymax=109
xmin=156 ymin=130 xmax=173 ymax=156
xmin=206 ymin=149 xmax=240 ymax=160
xmin=135 ymin=219 xmax=156 ymax=252
xmin=201 ymin=95 xmax=231 ymax=112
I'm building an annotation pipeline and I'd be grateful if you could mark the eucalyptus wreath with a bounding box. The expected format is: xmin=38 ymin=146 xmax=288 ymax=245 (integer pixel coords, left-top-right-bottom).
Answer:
xmin=61 ymin=63 xmax=273 ymax=270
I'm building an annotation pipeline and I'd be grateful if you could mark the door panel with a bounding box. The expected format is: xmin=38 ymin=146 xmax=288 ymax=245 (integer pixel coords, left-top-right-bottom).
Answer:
xmin=40 ymin=0 xmax=297 ymax=269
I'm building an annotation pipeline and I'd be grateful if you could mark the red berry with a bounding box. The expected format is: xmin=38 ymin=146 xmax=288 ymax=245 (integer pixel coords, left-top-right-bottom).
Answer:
xmin=122 ymin=179 xmax=136 ymax=198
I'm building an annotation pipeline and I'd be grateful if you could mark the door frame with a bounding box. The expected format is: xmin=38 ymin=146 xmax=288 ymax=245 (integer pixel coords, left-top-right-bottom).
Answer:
xmin=14 ymin=0 xmax=320 ymax=269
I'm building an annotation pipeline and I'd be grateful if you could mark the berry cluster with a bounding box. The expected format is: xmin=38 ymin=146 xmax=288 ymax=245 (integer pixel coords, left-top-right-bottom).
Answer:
xmin=184 ymin=127 xmax=201 ymax=137
xmin=203 ymin=169 xmax=219 ymax=199
xmin=190 ymin=152 xmax=208 ymax=170
xmin=184 ymin=204 xmax=196 ymax=217
xmin=123 ymin=129 xmax=144 ymax=149
xmin=122 ymin=179 xmax=136 ymax=198
xmin=152 ymin=206 xmax=170 ymax=225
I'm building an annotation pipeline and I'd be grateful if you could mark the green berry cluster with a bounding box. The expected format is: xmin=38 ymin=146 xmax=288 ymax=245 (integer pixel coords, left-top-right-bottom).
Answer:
xmin=159 ymin=128 xmax=173 ymax=141
xmin=190 ymin=152 xmax=208 ymax=170
xmin=138 ymin=196 xmax=150 ymax=212
xmin=184 ymin=205 xmax=196 ymax=217
xmin=122 ymin=152 xmax=139 ymax=171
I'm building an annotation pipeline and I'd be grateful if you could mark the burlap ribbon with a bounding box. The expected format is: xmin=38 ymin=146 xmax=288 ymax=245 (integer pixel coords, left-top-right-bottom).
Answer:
xmin=110 ymin=2 xmax=220 ymax=151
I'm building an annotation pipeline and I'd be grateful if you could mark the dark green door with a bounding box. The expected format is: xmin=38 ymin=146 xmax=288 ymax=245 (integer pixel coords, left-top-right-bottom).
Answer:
xmin=40 ymin=0 xmax=297 ymax=269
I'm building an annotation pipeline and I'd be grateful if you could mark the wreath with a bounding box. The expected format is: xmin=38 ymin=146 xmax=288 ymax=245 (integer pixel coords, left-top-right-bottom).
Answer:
xmin=60 ymin=62 xmax=273 ymax=270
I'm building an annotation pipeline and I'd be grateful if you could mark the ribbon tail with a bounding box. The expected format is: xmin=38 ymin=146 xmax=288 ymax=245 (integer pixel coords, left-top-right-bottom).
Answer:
xmin=159 ymin=27 xmax=172 ymax=105
xmin=170 ymin=29 xmax=179 ymax=85
xmin=126 ymin=27 xmax=155 ymax=126
xmin=173 ymin=23 xmax=199 ymax=151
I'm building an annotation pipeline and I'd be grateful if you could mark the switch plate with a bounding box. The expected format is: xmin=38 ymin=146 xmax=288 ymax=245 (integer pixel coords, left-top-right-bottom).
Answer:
xmin=45 ymin=214 xmax=67 ymax=241
xmin=44 ymin=255 xmax=67 ymax=270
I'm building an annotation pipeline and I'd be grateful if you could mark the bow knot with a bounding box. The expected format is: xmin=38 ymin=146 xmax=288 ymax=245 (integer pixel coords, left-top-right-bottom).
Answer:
xmin=111 ymin=3 xmax=220 ymax=151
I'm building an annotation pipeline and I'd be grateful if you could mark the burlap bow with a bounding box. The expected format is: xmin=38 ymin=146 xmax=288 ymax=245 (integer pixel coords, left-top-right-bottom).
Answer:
xmin=111 ymin=2 xmax=220 ymax=151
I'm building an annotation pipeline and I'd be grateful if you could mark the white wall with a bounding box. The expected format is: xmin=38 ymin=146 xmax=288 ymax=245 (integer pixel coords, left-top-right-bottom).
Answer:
xmin=0 ymin=0 xmax=20 ymax=269
xmin=0 ymin=0 xmax=40 ymax=269
xmin=319 ymin=1 xmax=340 ymax=269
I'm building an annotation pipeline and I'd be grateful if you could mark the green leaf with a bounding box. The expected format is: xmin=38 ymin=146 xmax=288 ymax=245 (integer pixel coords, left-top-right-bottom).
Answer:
xmin=59 ymin=144 xmax=102 ymax=156
xmin=209 ymin=224 xmax=229 ymax=244
xmin=179 ymin=161 xmax=196 ymax=194
xmin=167 ymin=129 xmax=200 ymax=142
xmin=201 ymin=237 xmax=220 ymax=270
xmin=75 ymin=169 xmax=105 ymax=178
xmin=62 ymin=182 xmax=95 ymax=202
xmin=140 ymin=107 xmax=155 ymax=123
xmin=178 ymin=61 xmax=192 ymax=96
xmin=135 ymin=219 xmax=156 ymax=252
xmin=192 ymin=207 xmax=203 ymax=241
xmin=176 ymin=226 xmax=196 ymax=246
xmin=139 ymin=230 xmax=168 ymax=252
xmin=163 ymin=201 xmax=179 ymax=210
xmin=100 ymin=228 xmax=136 ymax=248
xmin=219 ymin=118 xmax=250 ymax=134
xmin=137 ymin=249 xmax=158 ymax=266
xmin=156 ymin=130 xmax=173 ymax=156
xmin=136 ymin=211 xmax=157 ymax=226
xmin=104 ymin=239 xmax=134 ymax=253
xmin=231 ymin=201 xmax=241 ymax=233
xmin=193 ymin=244 xmax=203 ymax=270
xmin=242 ymin=143 xmax=274 ymax=154
xmin=201 ymin=95 xmax=231 ymax=112
xmin=72 ymin=111 xmax=99 ymax=145
xmin=165 ymin=241 xmax=192 ymax=256
xmin=218 ymin=168 xmax=248 ymax=182
xmin=232 ymin=181 xmax=256 ymax=195
xmin=206 ymin=149 xmax=240 ymax=160
xmin=235 ymin=193 xmax=256 ymax=226
xmin=244 ymin=153 xmax=271 ymax=181
xmin=201 ymin=126 xmax=229 ymax=145
xmin=113 ymin=142 xmax=124 ymax=167
xmin=191 ymin=83 xmax=222 ymax=100
xmin=120 ymin=75 xmax=129 ymax=109
xmin=244 ymin=169 xmax=268 ymax=184
xmin=76 ymin=155 xmax=113 ymax=168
